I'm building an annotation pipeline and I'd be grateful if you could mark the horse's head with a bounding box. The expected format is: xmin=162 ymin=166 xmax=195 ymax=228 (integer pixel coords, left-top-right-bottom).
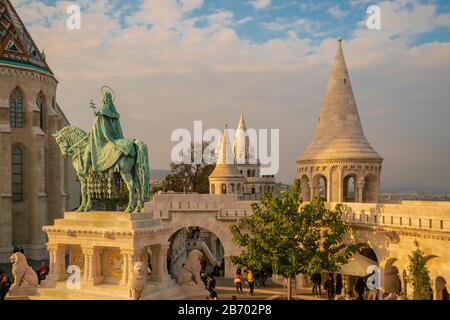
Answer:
xmin=53 ymin=126 xmax=88 ymax=157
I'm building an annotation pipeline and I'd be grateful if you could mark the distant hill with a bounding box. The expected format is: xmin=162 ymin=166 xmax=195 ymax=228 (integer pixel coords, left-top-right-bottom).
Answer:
xmin=150 ymin=169 xmax=170 ymax=180
xmin=381 ymin=182 xmax=450 ymax=193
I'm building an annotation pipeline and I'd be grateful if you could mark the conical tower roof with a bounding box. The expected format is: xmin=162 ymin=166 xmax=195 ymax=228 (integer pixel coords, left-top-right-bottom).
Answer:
xmin=210 ymin=126 xmax=242 ymax=178
xmin=0 ymin=0 xmax=53 ymax=74
xmin=298 ymin=39 xmax=382 ymax=161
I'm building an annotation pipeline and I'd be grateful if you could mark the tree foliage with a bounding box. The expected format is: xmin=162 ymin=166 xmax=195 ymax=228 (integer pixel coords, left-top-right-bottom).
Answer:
xmin=408 ymin=241 xmax=432 ymax=300
xmin=230 ymin=179 xmax=355 ymax=280
xmin=163 ymin=142 xmax=215 ymax=194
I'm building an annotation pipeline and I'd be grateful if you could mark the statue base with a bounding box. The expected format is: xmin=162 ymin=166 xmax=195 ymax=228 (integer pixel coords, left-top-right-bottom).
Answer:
xmin=22 ymin=211 xmax=186 ymax=300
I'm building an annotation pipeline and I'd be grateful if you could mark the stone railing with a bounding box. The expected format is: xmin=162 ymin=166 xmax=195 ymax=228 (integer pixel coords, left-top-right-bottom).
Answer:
xmin=334 ymin=201 xmax=450 ymax=233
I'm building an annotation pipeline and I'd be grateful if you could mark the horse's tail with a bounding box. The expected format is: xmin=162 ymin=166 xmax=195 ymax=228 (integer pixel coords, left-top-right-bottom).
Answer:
xmin=134 ymin=140 xmax=150 ymax=202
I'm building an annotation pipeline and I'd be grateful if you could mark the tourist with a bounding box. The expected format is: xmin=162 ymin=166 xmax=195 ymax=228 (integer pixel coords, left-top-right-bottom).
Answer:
xmin=335 ymin=274 xmax=343 ymax=296
xmin=443 ymin=287 xmax=449 ymax=300
xmin=212 ymin=263 xmax=220 ymax=277
xmin=0 ymin=269 xmax=11 ymax=301
xmin=324 ymin=274 xmax=335 ymax=300
xmin=311 ymin=273 xmax=322 ymax=297
xmin=260 ymin=270 xmax=268 ymax=288
xmin=209 ymin=290 xmax=219 ymax=300
xmin=200 ymin=270 xmax=208 ymax=290
xmin=234 ymin=268 xmax=243 ymax=295
xmin=231 ymin=295 xmax=237 ymax=300
xmin=246 ymin=269 xmax=255 ymax=296
xmin=219 ymin=258 xmax=225 ymax=277
xmin=355 ymin=277 xmax=366 ymax=300
xmin=207 ymin=274 xmax=216 ymax=292
xmin=36 ymin=261 xmax=49 ymax=284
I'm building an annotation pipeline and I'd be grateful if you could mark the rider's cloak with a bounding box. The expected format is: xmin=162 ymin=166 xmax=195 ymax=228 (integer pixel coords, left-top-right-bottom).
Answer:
xmin=89 ymin=92 xmax=133 ymax=172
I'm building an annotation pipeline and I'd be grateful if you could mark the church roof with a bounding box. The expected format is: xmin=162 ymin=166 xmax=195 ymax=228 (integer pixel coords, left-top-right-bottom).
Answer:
xmin=298 ymin=39 xmax=382 ymax=162
xmin=210 ymin=126 xmax=243 ymax=178
xmin=0 ymin=0 xmax=53 ymax=74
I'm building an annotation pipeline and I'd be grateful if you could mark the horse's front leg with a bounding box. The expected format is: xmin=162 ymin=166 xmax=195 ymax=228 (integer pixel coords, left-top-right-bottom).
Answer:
xmin=120 ymin=172 xmax=136 ymax=213
xmin=77 ymin=176 xmax=86 ymax=212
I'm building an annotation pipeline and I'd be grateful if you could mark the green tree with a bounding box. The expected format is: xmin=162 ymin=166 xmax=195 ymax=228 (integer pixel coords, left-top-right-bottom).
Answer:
xmin=408 ymin=241 xmax=432 ymax=300
xmin=230 ymin=179 xmax=355 ymax=300
xmin=163 ymin=142 xmax=215 ymax=194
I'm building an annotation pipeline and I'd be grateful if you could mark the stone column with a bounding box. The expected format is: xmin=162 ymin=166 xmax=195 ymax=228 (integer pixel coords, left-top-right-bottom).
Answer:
xmin=309 ymin=182 xmax=317 ymax=199
xmin=150 ymin=243 xmax=170 ymax=281
xmin=82 ymin=246 xmax=96 ymax=285
xmin=356 ymin=179 xmax=365 ymax=203
xmin=120 ymin=250 xmax=130 ymax=286
xmin=223 ymin=255 xmax=235 ymax=278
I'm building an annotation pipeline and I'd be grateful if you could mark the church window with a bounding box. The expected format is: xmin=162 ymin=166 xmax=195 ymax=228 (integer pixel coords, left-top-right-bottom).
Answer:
xmin=37 ymin=92 xmax=45 ymax=130
xmin=12 ymin=147 xmax=23 ymax=202
xmin=10 ymin=87 xmax=24 ymax=128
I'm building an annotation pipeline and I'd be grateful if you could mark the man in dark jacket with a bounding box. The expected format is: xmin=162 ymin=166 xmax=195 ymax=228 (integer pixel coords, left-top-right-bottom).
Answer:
xmin=324 ymin=274 xmax=335 ymax=300
xmin=355 ymin=277 xmax=366 ymax=300
xmin=311 ymin=273 xmax=322 ymax=297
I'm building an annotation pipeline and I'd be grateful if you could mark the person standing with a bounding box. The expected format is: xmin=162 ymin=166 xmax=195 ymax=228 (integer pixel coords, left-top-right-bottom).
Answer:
xmin=355 ymin=277 xmax=366 ymax=300
xmin=200 ymin=270 xmax=208 ymax=290
xmin=0 ymin=269 xmax=11 ymax=301
xmin=324 ymin=274 xmax=335 ymax=300
xmin=207 ymin=274 xmax=216 ymax=292
xmin=220 ymin=258 xmax=225 ymax=277
xmin=335 ymin=274 xmax=343 ymax=296
xmin=311 ymin=273 xmax=322 ymax=297
xmin=246 ymin=269 xmax=255 ymax=296
xmin=36 ymin=261 xmax=49 ymax=284
xmin=234 ymin=269 xmax=243 ymax=295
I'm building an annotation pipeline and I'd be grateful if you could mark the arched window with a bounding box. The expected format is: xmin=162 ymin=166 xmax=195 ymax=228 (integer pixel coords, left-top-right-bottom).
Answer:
xmin=10 ymin=87 xmax=24 ymax=128
xmin=221 ymin=184 xmax=227 ymax=194
xmin=12 ymin=147 xmax=23 ymax=202
xmin=343 ymin=175 xmax=356 ymax=202
xmin=37 ymin=92 xmax=46 ymax=130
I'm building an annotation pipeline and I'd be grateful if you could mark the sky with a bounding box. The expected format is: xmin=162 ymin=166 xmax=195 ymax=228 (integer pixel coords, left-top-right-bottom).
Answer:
xmin=11 ymin=0 xmax=450 ymax=189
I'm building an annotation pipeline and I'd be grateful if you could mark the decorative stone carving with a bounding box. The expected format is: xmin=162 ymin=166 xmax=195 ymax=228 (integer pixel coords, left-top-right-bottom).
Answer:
xmin=176 ymin=249 xmax=203 ymax=286
xmin=129 ymin=262 xmax=145 ymax=300
xmin=7 ymin=252 xmax=39 ymax=297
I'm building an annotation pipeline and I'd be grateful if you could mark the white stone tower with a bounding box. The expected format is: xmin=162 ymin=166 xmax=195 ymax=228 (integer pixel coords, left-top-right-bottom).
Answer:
xmin=297 ymin=39 xmax=383 ymax=203
xmin=233 ymin=113 xmax=275 ymax=196
xmin=209 ymin=126 xmax=245 ymax=195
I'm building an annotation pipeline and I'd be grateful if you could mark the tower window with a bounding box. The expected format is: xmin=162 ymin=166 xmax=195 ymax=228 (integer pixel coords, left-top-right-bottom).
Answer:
xmin=344 ymin=78 xmax=347 ymax=85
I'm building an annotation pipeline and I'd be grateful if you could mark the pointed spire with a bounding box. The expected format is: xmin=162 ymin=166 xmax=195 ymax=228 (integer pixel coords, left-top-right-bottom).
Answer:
xmin=217 ymin=125 xmax=233 ymax=165
xmin=237 ymin=113 xmax=247 ymax=131
xmin=298 ymin=38 xmax=382 ymax=161
xmin=210 ymin=125 xmax=242 ymax=178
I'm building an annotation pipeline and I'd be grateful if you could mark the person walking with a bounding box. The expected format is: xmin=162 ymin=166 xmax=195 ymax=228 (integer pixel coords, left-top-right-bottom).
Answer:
xmin=311 ymin=273 xmax=322 ymax=297
xmin=324 ymin=274 xmax=335 ymax=300
xmin=355 ymin=277 xmax=366 ymax=300
xmin=219 ymin=258 xmax=225 ymax=277
xmin=246 ymin=269 xmax=255 ymax=296
xmin=207 ymin=274 xmax=216 ymax=292
xmin=234 ymin=269 xmax=243 ymax=295
xmin=36 ymin=261 xmax=49 ymax=284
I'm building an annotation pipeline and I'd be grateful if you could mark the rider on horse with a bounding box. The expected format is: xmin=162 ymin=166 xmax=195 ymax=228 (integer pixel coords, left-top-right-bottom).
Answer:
xmin=83 ymin=91 xmax=134 ymax=176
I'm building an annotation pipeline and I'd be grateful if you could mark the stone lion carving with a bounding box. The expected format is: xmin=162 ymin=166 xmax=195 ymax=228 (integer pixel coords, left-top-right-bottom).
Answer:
xmin=176 ymin=249 xmax=203 ymax=286
xmin=10 ymin=252 xmax=38 ymax=290
xmin=129 ymin=262 xmax=145 ymax=300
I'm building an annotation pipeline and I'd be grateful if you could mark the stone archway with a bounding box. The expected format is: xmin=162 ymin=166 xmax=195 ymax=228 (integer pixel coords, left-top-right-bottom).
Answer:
xmin=435 ymin=276 xmax=448 ymax=300
xmin=168 ymin=226 xmax=225 ymax=280
xmin=312 ymin=174 xmax=327 ymax=201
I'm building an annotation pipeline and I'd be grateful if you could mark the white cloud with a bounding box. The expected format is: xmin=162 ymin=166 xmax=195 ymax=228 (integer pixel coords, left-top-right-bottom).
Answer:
xmin=11 ymin=0 xmax=450 ymax=188
xmin=328 ymin=5 xmax=347 ymax=19
xmin=248 ymin=0 xmax=271 ymax=10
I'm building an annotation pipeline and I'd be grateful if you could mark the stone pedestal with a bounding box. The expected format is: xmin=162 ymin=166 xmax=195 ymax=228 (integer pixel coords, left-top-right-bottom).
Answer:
xmin=38 ymin=211 xmax=173 ymax=299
